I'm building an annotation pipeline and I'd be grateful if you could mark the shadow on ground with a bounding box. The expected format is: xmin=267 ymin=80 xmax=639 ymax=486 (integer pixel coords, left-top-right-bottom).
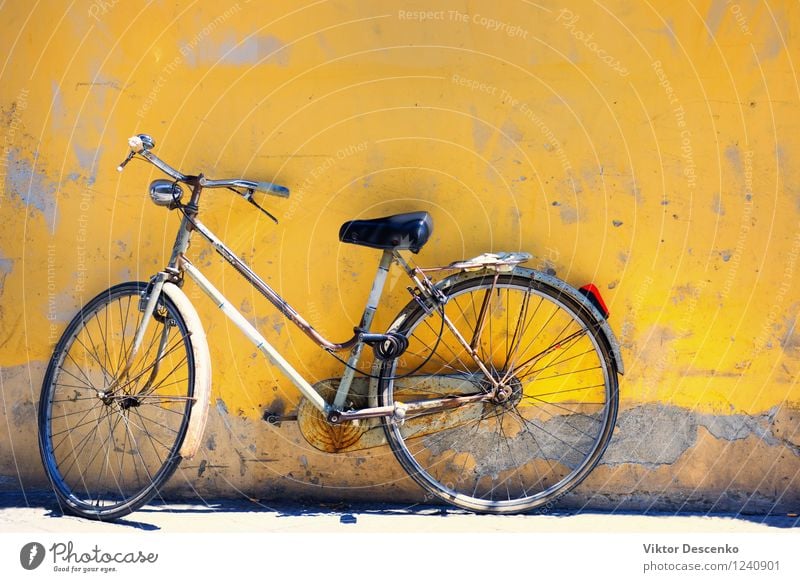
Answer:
xmin=2 ymin=489 xmax=797 ymax=530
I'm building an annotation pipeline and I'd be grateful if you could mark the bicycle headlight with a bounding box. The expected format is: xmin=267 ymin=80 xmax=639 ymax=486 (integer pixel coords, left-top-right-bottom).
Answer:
xmin=149 ymin=179 xmax=183 ymax=208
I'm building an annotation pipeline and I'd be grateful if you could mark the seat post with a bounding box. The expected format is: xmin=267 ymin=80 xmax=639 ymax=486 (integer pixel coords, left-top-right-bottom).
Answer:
xmin=333 ymin=250 xmax=394 ymax=409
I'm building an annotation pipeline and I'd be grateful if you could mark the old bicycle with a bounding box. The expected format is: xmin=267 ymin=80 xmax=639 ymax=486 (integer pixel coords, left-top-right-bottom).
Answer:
xmin=38 ymin=134 xmax=624 ymax=520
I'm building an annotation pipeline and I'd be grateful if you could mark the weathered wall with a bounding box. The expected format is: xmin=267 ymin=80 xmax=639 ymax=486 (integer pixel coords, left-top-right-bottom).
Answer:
xmin=1 ymin=0 xmax=799 ymax=512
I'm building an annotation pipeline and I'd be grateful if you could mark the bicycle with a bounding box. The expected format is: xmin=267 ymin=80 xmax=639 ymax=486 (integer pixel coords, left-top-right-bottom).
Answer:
xmin=38 ymin=134 xmax=624 ymax=520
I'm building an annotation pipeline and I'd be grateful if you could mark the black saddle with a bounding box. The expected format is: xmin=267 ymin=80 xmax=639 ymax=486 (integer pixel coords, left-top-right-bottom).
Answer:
xmin=339 ymin=211 xmax=433 ymax=254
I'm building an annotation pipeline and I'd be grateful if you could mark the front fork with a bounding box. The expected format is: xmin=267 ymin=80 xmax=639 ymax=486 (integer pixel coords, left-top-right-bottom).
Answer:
xmin=102 ymin=271 xmax=178 ymax=398
xmin=106 ymin=210 xmax=195 ymax=395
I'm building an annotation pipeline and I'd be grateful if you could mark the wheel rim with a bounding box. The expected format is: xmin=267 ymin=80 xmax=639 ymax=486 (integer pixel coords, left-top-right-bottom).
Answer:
xmin=40 ymin=285 xmax=194 ymax=516
xmin=384 ymin=277 xmax=616 ymax=511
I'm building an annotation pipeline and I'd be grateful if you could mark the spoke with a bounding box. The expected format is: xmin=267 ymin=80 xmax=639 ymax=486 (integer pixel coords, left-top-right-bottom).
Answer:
xmin=451 ymin=293 xmax=486 ymax=364
xmin=55 ymin=364 xmax=96 ymax=390
xmin=506 ymin=409 xmax=590 ymax=458
xmin=503 ymin=303 xmax=561 ymax=375
xmin=501 ymin=287 xmax=534 ymax=375
xmin=505 ymin=293 xmax=544 ymax=369
xmin=528 ymin=397 xmax=606 ymax=424
xmin=116 ymin=410 xmax=157 ymax=491
xmin=94 ymin=304 xmax=114 ymax=380
xmin=131 ymin=407 xmax=170 ymax=463
xmin=522 ymin=331 xmax=596 ymax=382
xmin=62 ymin=349 xmax=99 ymax=391
xmin=74 ymin=327 xmax=113 ymax=388
xmin=403 ymin=347 xmax=471 ymax=376
xmin=98 ymin=407 xmax=126 ymax=504
xmin=416 ymin=315 xmax=473 ymax=375
xmin=117 ymin=337 xmax=188 ymax=394
xmin=491 ymin=412 xmax=528 ymax=501
xmin=51 ymin=407 xmax=111 ymax=445
xmin=72 ymin=408 xmax=105 ymax=499
xmin=131 ymin=394 xmax=194 ymax=402
xmin=50 ymin=400 xmax=105 ymax=446
xmin=516 ymin=351 xmax=599 ymax=380
xmin=522 ymin=399 xmax=604 ymax=440
xmin=125 ymin=317 xmax=168 ymax=382
xmin=524 ymin=383 xmax=607 ymax=399
xmin=135 ymin=352 xmax=189 ymax=397
xmin=53 ymin=381 xmax=101 ymax=391
xmin=509 ymin=327 xmax=588 ymax=381
xmin=50 ymin=396 xmax=101 ymax=404
xmin=56 ymin=406 xmax=111 ymax=481
xmin=48 ymin=404 xmax=102 ymax=419
xmin=129 ymin=408 xmax=180 ymax=439
xmin=113 ymin=295 xmax=131 ymax=376
xmin=507 ymin=407 xmax=556 ymax=483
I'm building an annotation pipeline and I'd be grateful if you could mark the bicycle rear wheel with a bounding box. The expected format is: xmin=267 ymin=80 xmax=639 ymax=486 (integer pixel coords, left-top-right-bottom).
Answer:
xmin=380 ymin=273 xmax=618 ymax=513
xmin=38 ymin=282 xmax=196 ymax=520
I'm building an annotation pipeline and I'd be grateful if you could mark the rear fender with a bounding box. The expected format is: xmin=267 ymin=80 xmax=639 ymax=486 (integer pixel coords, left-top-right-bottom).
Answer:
xmin=411 ymin=267 xmax=625 ymax=375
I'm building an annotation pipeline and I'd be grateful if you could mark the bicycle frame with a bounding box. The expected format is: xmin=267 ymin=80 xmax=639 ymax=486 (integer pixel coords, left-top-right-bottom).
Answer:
xmin=126 ymin=177 xmax=498 ymax=423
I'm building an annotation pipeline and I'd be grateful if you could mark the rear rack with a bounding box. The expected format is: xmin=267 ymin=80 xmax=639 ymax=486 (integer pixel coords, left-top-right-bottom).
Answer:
xmin=420 ymin=252 xmax=532 ymax=273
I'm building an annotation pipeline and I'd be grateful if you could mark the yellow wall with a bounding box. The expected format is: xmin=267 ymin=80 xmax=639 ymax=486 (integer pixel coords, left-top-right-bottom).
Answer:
xmin=1 ymin=0 xmax=798 ymax=510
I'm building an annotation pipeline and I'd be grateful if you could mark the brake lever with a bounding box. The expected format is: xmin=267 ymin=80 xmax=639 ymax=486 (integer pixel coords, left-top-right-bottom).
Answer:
xmin=231 ymin=187 xmax=279 ymax=224
xmin=117 ymin=150 xmax=135 ymax=172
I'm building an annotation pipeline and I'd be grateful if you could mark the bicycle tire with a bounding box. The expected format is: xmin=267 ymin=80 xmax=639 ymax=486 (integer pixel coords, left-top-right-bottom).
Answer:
xmin=379 ymin=272 xmax=619 ymax=513
xmin=38 ymin=281 xmax=199 ymax=520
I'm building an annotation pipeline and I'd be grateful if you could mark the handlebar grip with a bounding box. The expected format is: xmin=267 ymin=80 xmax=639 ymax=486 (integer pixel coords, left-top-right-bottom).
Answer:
xmin=255 ymin=181 xmax=290 ymax=197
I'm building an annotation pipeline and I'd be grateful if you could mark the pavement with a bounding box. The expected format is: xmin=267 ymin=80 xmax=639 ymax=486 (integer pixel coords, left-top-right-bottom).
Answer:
xmin=1 ymin=490 xmax=798 ymax=533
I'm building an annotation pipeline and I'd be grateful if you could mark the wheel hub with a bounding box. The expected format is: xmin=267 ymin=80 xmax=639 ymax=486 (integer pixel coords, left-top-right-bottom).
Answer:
xmin=118 ymin=395 xmax=141 ymax=410
xmin=484 ymin=374 xmax=524 ymax=408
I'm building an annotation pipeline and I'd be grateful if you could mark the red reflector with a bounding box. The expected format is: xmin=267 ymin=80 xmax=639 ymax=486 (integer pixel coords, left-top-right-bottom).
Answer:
xmin=579 ymin=284 xmax=610 ymax=319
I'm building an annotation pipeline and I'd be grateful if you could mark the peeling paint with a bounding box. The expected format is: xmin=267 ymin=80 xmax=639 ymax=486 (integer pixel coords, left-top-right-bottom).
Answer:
xmin=704 ymin=0 xmax=728 ymax=38
xmin=0 ymin=253 xmax=12 ymax=295
xmin=72 ymin=143 xmax=100 ymax=186
xmin=559 ymin=205 xmax=578 ymax=224
xmin=470 ymin=105 xmax=491 ymax=151
xmin=725 ymin=144 xmax=742 ymax=174
xmin=711 ymin=193 xmax=725 ymax=215
xmin=11 ymin=400 xmax=34 ymax=427
xmin=5 ymin=149 xmax=58 ymax=226
xmin=601 ymin=404 xmax=788 ymax=467
xmin=184 ymin=33 xmax=291 ymax=67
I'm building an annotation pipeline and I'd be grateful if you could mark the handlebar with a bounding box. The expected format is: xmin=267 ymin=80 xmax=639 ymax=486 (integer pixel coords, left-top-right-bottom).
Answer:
xmin=118 ymin=134 xmax=290 ymax=198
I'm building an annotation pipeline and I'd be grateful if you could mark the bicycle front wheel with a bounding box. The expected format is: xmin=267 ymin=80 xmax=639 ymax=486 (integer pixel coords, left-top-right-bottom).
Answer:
xmin=38 ymin=282 xmax=197 ymax=520
xmin=380 ymin=273 xmax=619 ymax=513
